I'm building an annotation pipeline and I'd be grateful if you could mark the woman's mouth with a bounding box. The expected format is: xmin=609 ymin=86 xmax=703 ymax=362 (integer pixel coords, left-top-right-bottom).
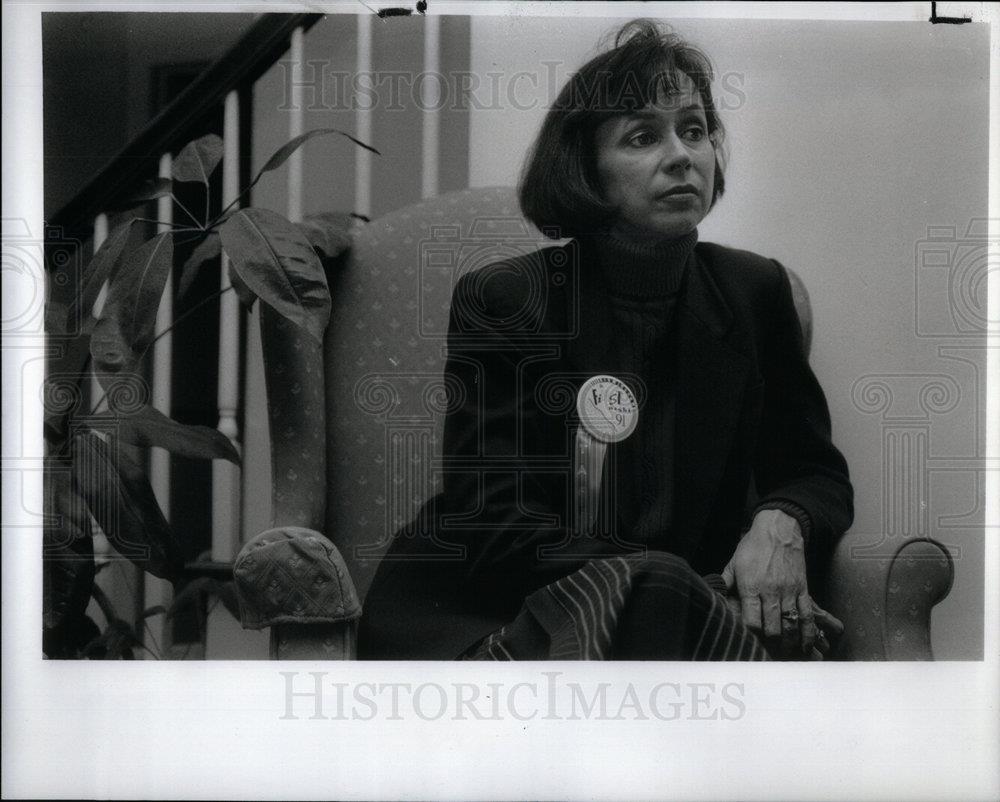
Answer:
xmin=656 ymin=185 xmax=699 ymax=202
xmin=657 ymin=191 xmax=698 ymax=203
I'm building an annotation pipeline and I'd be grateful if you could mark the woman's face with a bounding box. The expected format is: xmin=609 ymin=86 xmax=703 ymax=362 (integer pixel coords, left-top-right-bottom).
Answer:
xmin=594 ymin=74 xmax=716 ymax=239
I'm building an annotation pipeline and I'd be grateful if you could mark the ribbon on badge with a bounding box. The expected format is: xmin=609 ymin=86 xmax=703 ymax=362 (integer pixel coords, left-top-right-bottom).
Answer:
xmin=574 ymin=375 xmax=639 ymax=535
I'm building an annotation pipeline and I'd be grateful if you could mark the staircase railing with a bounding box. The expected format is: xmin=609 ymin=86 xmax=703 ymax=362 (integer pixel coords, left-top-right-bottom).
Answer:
xmin=49 ymin=13 xmax=323 ymax=232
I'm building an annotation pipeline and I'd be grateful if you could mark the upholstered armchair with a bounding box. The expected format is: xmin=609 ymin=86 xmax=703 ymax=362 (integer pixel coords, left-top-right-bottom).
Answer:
xmin=232 ymin=186 xmax=954 ymax=661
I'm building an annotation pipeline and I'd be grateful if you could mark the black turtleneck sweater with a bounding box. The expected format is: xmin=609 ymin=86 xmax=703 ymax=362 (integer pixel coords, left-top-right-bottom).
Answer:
xmin=589 ymin=227 xmax=698 ymax=554
xmin=586 ymin=226 xmax=812 ymax=560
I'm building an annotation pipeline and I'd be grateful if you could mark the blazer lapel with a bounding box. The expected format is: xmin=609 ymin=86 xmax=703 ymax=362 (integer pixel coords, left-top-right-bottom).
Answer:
xmin=671 ymin=252 xmax=753 ymax=556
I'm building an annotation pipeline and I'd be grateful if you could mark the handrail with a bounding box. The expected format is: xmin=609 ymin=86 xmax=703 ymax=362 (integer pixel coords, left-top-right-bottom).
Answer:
xmin=49 ymin=12 xmax=324 ymax=231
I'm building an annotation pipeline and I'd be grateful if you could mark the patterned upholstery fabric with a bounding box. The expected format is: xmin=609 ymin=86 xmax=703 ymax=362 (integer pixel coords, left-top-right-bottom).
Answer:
xmin=233 ymin=526 xmax=361 ymax=629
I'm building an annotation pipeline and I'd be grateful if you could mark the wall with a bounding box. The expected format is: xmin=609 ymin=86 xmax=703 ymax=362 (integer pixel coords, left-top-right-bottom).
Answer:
xmin=468 ymin=15 xmax=990 ymax=659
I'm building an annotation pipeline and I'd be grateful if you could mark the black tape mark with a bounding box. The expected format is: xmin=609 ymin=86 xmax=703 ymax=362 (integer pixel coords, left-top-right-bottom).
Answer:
xmin=929 ymin=2 xmax=972 ymax=24
xmin=366 ymin=1 xmax=426 ymax=16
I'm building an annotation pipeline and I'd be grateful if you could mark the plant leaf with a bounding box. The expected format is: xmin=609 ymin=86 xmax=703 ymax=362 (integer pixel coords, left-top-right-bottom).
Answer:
xmin=228 ymin=263 xmax=258 ymax=309
xmin=219 ymin=208 xmax=330 ymax=341
xmin=172 ymin=134 xmax=224 ymax=185
xmin=214 ymin=581 xmax=241 ymax=620
xmin=44 ymin=614 xmax=101 ymax=659
xmin=176 ymin=230 xmax=221 ymax=300
xmin=90 ymin=231 xmax=173 ymax=382
xmin=217 ymin=131 xmax=377 ymax=222
xmin=43 ymin=458 xmax=95 ymax=632
xmin=66 ymin=219 xmax=137 ymax=330
xmin=89 ymin=315 xmax=135 ymax=388
xmin=88 ymin=405 xmax=240 ymax=464
xmin=48 ymin=315 xmax=96 ymax=379
xmin=72 ymin=432 xmax=185 ymax=580
xmin=110 ymin=177 xmax=174 ymax=210
xmin=296 ymin=212 xmax=355 ymax=262
xmin=167 ymin=576 xmax=219 ymax=619
xmin=83 ymin=618 xmax=140 ymax=660
xmin=44 ymin=315 xmax=98 ymax=447
xmin=166 ymin=577 xmax=239 ymax=621
xmin=46 ymin=301 xmax=70 ymax=337
xmin=257 ymin=128 xmax=379 ymax=179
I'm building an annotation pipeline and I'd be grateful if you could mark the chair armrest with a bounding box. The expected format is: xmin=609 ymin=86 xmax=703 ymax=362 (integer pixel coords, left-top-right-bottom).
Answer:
xmin=245 ymin=305 xmax=364 ymax=658
xmin=233 ymin=527 xmax=361 ymax=659
xmin=259 ymin=305 xmax=327 ymax=532
xmin=825 ymin=536 xmax=954 ymax=660
xmin=882 ymin=538 xmax=955 ymax=660
xmin=233 ymin=526 xmax=361 ymax=628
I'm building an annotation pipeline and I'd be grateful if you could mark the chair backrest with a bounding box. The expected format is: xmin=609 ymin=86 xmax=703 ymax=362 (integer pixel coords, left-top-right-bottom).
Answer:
xmin=323 ymin=187 xmax=552 ymax=599
xmin=323 ymin=186 xmax=813 ymax=601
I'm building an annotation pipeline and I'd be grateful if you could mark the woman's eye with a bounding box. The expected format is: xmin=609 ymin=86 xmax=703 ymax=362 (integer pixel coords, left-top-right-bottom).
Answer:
xmin=627 ymin=130 xmax=658 ymax=147
xmin=682 ymin=125 xmax=707 ymax=142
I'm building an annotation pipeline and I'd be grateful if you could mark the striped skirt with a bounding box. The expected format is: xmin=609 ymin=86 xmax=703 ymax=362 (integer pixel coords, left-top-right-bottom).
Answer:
xmin=459 ymin=551 xmax=770 ymax=661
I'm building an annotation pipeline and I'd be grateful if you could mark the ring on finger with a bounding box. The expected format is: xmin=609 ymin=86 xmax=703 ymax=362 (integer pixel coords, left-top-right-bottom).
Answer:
xmin=780 ymin=610 xmax=799 ymax=622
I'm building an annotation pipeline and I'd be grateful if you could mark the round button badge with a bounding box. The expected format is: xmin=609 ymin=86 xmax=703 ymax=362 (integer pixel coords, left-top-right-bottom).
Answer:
xmin=576 ymin=375 xmax=639 ymax=444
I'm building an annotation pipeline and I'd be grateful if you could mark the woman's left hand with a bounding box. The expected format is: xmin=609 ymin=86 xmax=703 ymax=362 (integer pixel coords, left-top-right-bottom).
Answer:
xmin=721 ymin=508 xmax=815 ymax=658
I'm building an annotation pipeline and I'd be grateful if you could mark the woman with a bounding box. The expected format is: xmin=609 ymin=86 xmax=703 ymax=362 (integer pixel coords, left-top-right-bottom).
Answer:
xmin=359 ymin=19 xmax=853 ymax=661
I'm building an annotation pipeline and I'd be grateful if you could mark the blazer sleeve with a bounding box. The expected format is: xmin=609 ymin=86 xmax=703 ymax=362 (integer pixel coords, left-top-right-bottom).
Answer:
xmin=439 ymin=270 xmax=612 ymax=598
xmin=751 ymin=259 xmax=854 ymax=566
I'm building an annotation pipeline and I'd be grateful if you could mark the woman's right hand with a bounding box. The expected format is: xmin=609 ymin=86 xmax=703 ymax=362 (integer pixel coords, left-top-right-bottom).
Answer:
xmin=724 ymin=593 xmax=843 ymax=660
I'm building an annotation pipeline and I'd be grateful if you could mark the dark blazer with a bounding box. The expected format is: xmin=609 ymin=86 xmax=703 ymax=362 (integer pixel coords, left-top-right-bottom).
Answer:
xmin=359 ymin=237 xmax=854 ymax=660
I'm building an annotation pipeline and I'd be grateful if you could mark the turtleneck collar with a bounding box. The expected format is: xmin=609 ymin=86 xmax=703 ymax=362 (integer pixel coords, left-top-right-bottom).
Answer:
xmin=586 ymin=226 xmax=698 ymax=299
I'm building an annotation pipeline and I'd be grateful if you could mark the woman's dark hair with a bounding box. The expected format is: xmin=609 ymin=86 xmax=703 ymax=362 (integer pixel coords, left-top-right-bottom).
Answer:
xmin=519 ymin=19 xmax=727 ymax=239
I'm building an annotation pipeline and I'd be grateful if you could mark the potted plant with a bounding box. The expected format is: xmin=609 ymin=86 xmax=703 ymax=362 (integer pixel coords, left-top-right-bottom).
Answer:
xmin=43 ymin=129 xmax=376 ymax=658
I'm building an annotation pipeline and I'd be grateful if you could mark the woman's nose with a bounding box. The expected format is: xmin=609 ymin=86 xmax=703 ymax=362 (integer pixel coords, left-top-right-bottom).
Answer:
xmin=658 ymin=134 xmax=692 ymax=173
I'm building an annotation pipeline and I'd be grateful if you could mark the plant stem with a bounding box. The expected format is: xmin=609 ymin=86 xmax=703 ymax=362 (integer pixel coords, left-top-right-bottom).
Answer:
xmin=90 ymin=582 xmax=117 ymax=625
xmin=115 ymin=559 xmax=164 ymax=660
xmin=207 ymin=178 xmax=257 ymax=228
xmin=170 ymin=195 xmax=203 ymax=229
xmin=133 ymin=218 xmax=197 ymax=232
xmin=207 ymin=198 xmax=240 ymax=230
